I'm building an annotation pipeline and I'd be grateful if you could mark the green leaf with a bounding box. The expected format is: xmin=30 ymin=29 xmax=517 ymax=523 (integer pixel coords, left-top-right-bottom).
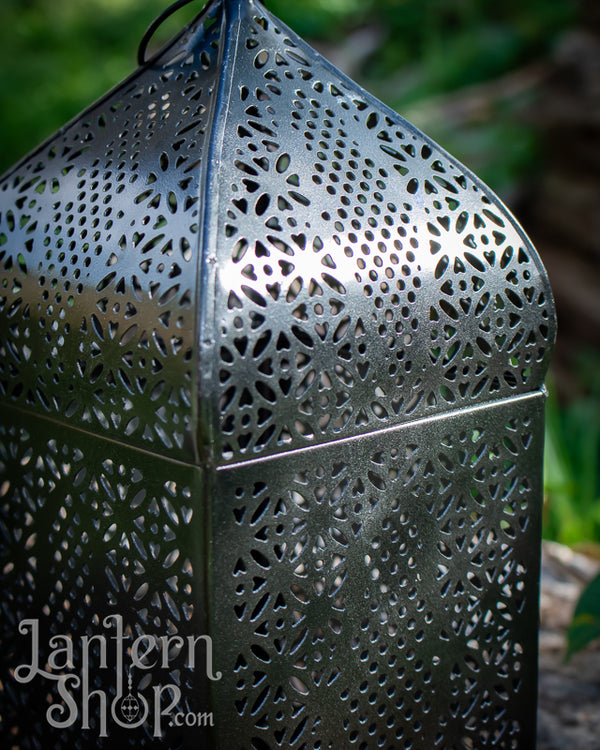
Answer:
xmin=566 ymin=571 xmax=600 ymax=660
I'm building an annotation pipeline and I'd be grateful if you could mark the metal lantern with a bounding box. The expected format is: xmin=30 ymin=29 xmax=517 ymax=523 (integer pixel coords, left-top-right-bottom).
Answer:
xmin=0 ymin=0 xmax=555 ymax=747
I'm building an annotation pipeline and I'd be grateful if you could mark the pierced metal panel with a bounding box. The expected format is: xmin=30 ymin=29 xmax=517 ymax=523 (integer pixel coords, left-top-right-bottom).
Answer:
xmin=0 ymin=0 xmax=555 ymax=747
xmin=0 ymin=406 xmax=207 ymax=749
xmin=203 ymin=1 xmax=555 ymax=464
xmin=211 ymin=394 xmax=544 ymax=749
xmin=0 ymin=0 xmax=223 ymax=462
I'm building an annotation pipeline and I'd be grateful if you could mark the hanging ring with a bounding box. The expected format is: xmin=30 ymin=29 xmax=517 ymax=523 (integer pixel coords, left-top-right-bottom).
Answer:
xmin=138 ymin=0 xmax=196 ymax=67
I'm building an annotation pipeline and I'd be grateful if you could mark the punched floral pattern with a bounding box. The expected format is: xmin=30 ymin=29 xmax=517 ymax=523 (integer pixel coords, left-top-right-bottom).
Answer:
xmin=210 ymin=2 xmax=554 ymax=462
xmin=0 ymin=0 xmax=554 ymax=748
xmin=212 ymin=398 xmax=543 ymax=749
xmin=0 ymin=408 xmax=205 ymax=748
xmin=0 ymin=1 xmax=222 ymax=461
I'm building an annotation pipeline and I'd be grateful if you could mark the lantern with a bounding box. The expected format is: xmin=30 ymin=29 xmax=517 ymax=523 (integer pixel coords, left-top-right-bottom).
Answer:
xmin=0 ymin=0 xmax=555 ymax=747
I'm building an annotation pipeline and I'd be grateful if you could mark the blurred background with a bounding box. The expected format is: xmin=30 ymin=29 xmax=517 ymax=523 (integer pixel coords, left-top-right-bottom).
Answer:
xmin=0 ymin=0 xmax=598 ymax=551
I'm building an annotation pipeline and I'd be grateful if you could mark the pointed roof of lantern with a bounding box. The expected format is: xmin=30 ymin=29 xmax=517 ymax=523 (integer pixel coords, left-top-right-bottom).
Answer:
xmin=0 ymin=0 xmax=555 ymax=466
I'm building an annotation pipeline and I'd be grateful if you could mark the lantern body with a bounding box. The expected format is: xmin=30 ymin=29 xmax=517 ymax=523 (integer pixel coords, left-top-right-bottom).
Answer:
xmin=0 ymin=1 xmax=555 ymax=747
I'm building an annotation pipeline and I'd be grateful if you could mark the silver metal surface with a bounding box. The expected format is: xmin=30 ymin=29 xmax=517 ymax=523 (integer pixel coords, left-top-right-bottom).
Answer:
xmin=0 ymin=0 xmax=555 ymax=747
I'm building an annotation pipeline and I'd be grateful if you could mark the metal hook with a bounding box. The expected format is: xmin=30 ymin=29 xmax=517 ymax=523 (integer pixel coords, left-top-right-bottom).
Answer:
xmin=137 ymin=0 xmax=196 ymax=67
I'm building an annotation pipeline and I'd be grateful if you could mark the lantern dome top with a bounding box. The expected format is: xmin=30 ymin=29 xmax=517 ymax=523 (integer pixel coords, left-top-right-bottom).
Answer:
xmin=0 ymin=0 xmax=555 ymax=466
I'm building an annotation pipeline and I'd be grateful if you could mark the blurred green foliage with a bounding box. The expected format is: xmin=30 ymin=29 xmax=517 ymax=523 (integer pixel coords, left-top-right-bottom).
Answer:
xmin=544 ymin=353 xmax=600 ymax=547
xmin=269 ymin=0 xmax=574 ymax=97
xmin=0 ymin=0 xmax=575 ymax=185
xmin=0 ymin=0 xmax=183 ymax=171
xmin=567 ymin=570 xmax=600 ymax=659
